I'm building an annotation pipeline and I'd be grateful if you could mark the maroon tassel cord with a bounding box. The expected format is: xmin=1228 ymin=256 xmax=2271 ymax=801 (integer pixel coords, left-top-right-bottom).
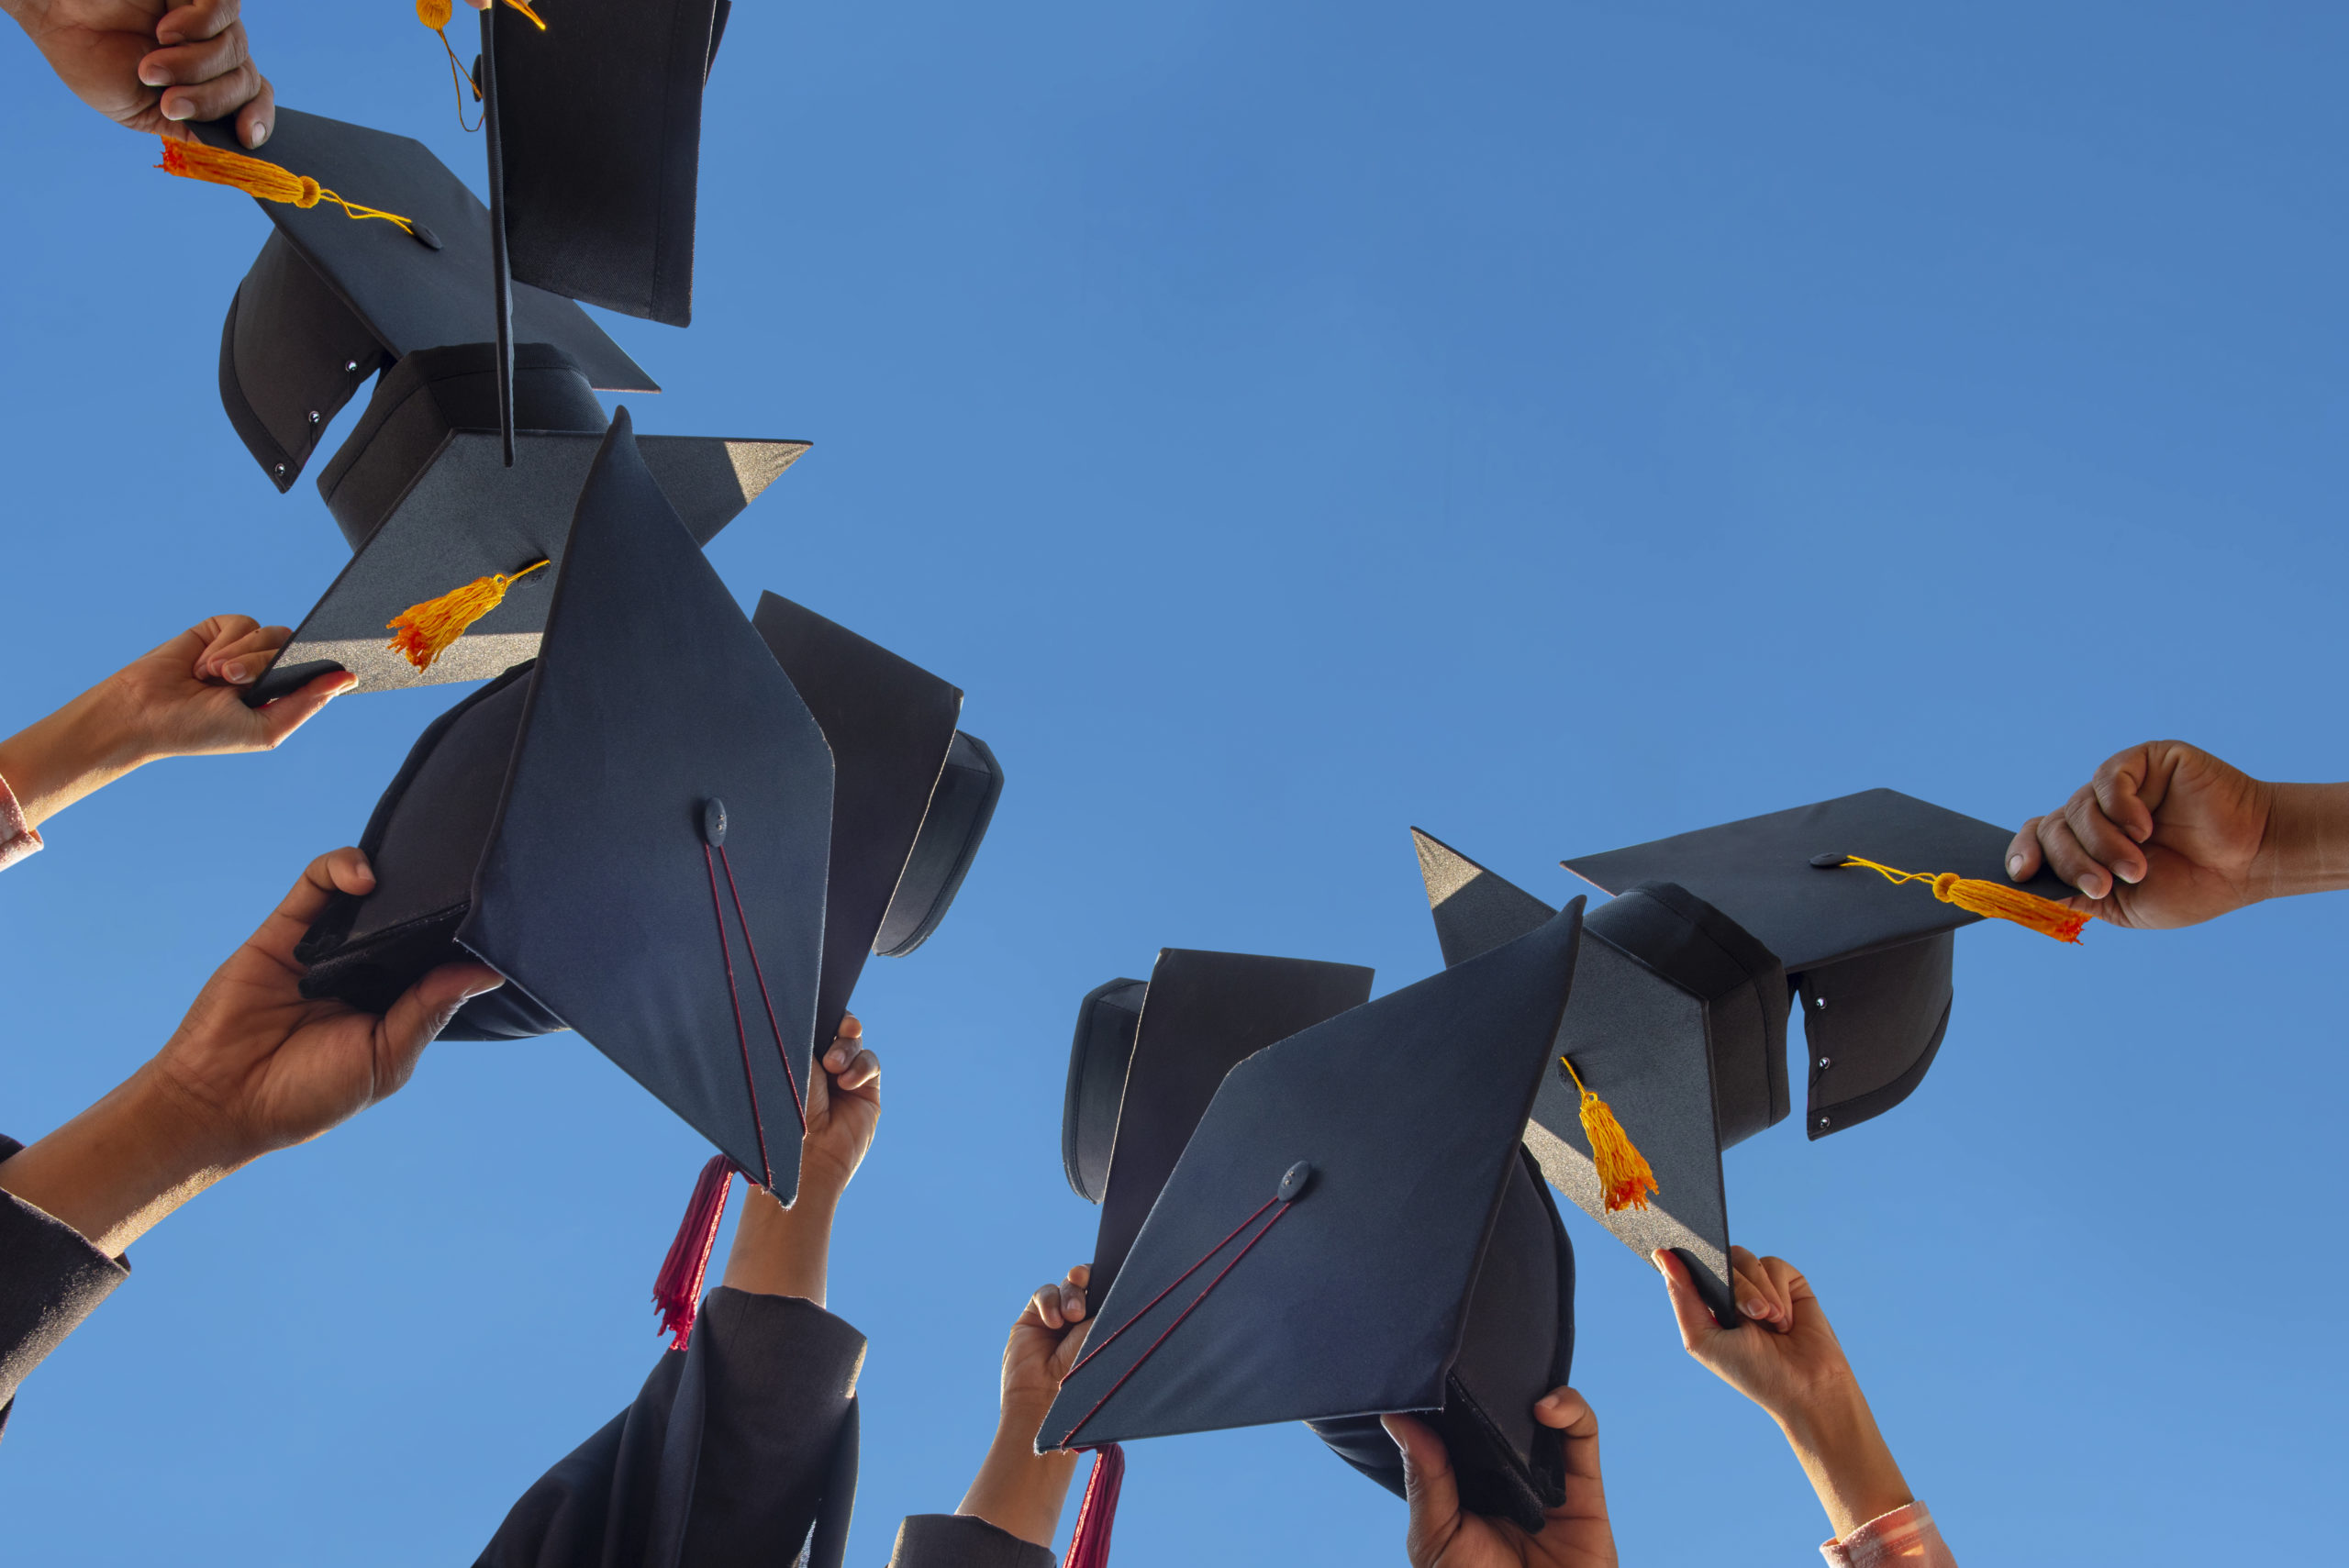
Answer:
xmin=651 ymin=1154 xmax=736 ymax=1350
xmin=1062 ymin=1443 xmax=1125 ymax=1568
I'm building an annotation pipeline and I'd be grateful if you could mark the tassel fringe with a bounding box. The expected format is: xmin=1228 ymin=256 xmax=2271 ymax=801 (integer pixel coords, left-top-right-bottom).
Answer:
xmin=1563 ymin=1057 xmax=1659 ymax=1213
xmin=1839 ymin=855 xmax=2088 ymax=944
xmin=1063 ymin=1444 xmax=1126 ymax=1568
xmin=156 ymin=139 xmax=416 ymax=232
xmin=652 ymin=1155 xmax=736 ymax=1351
xmin=384 ymin=558 xmax=549 ymax=671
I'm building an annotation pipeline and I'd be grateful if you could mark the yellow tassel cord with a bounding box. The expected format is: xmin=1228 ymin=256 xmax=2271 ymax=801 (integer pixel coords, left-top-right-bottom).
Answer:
xmin=386 ymin=560 xmax=551 ymax=671
xmin=1838 ymin=855 xmax=2088 ymax=944
xmin=156 ymin=139 xmax=416 ymax=233
xmin=1561 ymin=1057 xmax=1659 ymax=1214
xmin=417 ymin=0 xmax=548 ymax=129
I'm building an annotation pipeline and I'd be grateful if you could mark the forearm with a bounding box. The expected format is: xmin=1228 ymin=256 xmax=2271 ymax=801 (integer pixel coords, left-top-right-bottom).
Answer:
xmin=718 ymin=1181 xmax=839 ymax=1307
xmin=0 ymin=1066 xmax=245 ymax=1258
xmin=0 ymin=686 xmax=149 ymax=829
xmin=955 ymin=1413 xmax=1082 ymax=1549
xmin=1775 ymin=1380 xmax=1914 ymax=1543
xmin=2253 ymin=782 xmax=2349 ymax=902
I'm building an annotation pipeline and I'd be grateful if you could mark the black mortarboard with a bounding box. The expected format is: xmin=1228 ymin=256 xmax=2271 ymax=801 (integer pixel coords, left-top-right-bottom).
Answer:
xmin=483 ymin=0 xmax=721 ymax=328
xmin=474 ymin=0 xmax=720 ymax=454
xmin=1040 ymin=908 xmax=1585 ymax=1534
xmin=1060 ymin=951 xmax=1374 ymax=1302
xmin=1413 ymin=829 xmax=1785 ymax=1326
xmin=294 ymin=408 xmax=835 ymax=1200
xmin=747 ymin=593 xmax=1002 ymax=1040
xmin=1564 ymin=789 xmax=2078 ymax=1140
xmin=192 ymin=107 xmax=655 ymax=493
xmin=242 ymin=342 xmax=804 ymax=706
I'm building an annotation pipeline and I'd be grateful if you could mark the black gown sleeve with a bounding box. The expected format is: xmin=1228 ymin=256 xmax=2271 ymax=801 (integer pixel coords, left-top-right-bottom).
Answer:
xmin=887 ymin=1514 xmax=1058 ymax=1568
xmin=475 ymin=1286 xmax=865 ymax=1568
xmin=0 ymin=1134 xmax=131 ymax=1442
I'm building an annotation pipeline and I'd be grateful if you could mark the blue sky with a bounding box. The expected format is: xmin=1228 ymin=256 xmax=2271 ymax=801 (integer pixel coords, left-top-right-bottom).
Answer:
xmin=2 ymin=3 xmax=2343 ymax=1562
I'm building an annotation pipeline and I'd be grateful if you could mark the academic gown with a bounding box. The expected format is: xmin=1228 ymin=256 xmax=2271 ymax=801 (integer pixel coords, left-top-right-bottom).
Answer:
xmin=479 ymin=1286 xmax=865 ymax=1568
xmin=886 ymin=1515 xmax=1056 ymax=1568
xmin=0 ymin=1134 xmax=131 ymax=1442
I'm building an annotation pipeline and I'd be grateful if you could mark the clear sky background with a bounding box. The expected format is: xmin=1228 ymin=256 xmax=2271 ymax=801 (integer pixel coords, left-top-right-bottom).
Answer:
xmin=2 ymin=3 xmax=2343 ymax=1562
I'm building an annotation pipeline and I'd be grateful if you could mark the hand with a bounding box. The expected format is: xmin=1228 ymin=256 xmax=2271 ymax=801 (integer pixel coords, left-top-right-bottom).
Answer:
xmin=0 ymin=848 xmax=499 ymax=1255
xmin=10 ymin=0 xmax=273 ymax=145
xmin=1382 ymin=1388 xmax=1616 ymax=1568
xmin=2007 ymin=741 xmax=2277 ymax=927
xmin=797 ymin=1015 xmax=881 ymax=1200
xmin=1655 ymin=1248 xmax=1911 ymax=1541
xmin=1001 ymin=1264 xmax=1091 ymax=1432
xmin=955 ymin=1264 xmax=1094 ymax=1549
xmin=150 ymin=847 xmax=500 ymax=1165
xmin=1655 ymin=1247 xmax=1855 ymax=1426
xmin=0 ymin=617 xmax=353 ymax=828
xmin=719 ymin=1020 xmax=878 ymax=1307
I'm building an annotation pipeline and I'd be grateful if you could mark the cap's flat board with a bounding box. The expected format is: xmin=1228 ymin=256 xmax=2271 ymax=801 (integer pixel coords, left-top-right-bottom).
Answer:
xmin=493 ymin=0 xmax=718 ymax=324
xmin=253 ymin=431 xmax=806 ymax=701
xmin=1534 ymin=935 xmax=1736 ymax=1321
xmin=460 ymin=412 xmax=833 ymax=1198
xmin=1089 ymin=951 xmax=1375 ymax=1303
xmin=190 ymin=108 xmax=655 ymax=390
xmin=1564 ymin=788 xmax=2073 ymax=973
xmin=1417 ymin=830 xmax=1742 ymax=1320
xmin=1041 ymin=906 xmax=1583 ymax=1452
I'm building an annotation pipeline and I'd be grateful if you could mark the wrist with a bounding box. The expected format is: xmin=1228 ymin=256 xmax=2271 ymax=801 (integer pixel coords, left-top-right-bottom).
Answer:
xmin=1773 ymin=1378 xmax=1913 ymax=1541
xmin=0 ymin=690 xmax=149 ymax=828
xmin=2254 ymin=782 xmax=2349 ymax=902
xmin=0 ymin=1065 xmax=251 ymax=1257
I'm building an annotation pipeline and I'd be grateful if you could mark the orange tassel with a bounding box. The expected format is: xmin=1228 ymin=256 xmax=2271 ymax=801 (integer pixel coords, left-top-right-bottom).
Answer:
xmin=385 ymin=559 xmax=550 ymax=671
xmin=156 ymin=139 xmax=417 ymax=232
xmin=416 ymin=0 xmax=544 ymax=130
xmin=1838 ymin=855 xmax=2087 ymax=944
xmin=1562 ymin=1057 xmax=1658 ymax=1213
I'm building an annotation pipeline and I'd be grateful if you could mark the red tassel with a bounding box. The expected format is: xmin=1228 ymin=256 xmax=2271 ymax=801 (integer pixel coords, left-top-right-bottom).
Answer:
xmin=651 ymin=1155 xmax=735 ymax=1351
xmin=1063 ymin=1443 xmax=1125 ymax=1568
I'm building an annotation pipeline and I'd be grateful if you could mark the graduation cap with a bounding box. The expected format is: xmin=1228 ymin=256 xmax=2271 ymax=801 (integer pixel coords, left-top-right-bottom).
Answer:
xmin=1040 ymin=907 xmax=1585 ymax=1537
xmin=1564 ymin=788 xmax=2083 ymax=1142
xmin=747 ymin=591 xmax=1005 ymax=1041
xmin=293 ymin=406 xmax=834 ymax=1203
xmin=475 ymin=0 xmax=725 ymax=450
xmin=1412 ymin=828 xmax=1786 ymax=1326
xmin=176 ymin=107 xmax=657 ymax=492
xmin=240 ymin=340 xmax=805 ymax=706
xmin=482 ymin=0 xmax=724 ymax=328
xmin=1059 ymin=950 xmax=1375 ymax=1303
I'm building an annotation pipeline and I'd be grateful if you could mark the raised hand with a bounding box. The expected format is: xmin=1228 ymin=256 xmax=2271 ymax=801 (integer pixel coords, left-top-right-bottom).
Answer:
xmin=1656 ymin=1247 xmax=1912 ymax=1541
xmin=0 ymin=616 xmax=353 ymax=828
xmin=952 ymin=1264 xmax=1095 ymax=1550
xmin=797 ymin=1014 xmax=882 ymax=1200
xmin=11 ymin=0 xmax=273 ymax=144
xmin=0 ymin=849 xmax=500 ymax=1256
xmin=1382 ymin=1389 xmax=1619 ymax=1568
xmin=2007 ymin=741 xmax=2278 ymax=928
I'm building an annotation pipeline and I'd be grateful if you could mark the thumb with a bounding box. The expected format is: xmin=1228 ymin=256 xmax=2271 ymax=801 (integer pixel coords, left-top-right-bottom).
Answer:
xmin=377 ymin=962 xmax=504 ymax=1091
xmin=1653 ymin=1250 xmax=1725 ymax=1352
xmin=256 ymin=670 xmax=358 ymax=747
xmin=1382 ymin=1413 xmax=1462 ymax=1566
